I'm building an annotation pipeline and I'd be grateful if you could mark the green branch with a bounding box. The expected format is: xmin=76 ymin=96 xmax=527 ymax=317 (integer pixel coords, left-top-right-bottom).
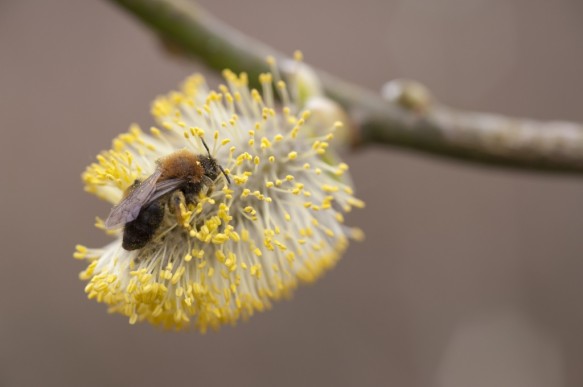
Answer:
xmin=109 ymin=0 xmax=583 ymax=175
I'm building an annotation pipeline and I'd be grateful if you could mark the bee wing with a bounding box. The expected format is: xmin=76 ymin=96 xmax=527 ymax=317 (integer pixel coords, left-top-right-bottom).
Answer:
xmin=105 ymin=169 xmax=163 ymax=229
xmin=147 ymin=178 xmax=186 ymax=202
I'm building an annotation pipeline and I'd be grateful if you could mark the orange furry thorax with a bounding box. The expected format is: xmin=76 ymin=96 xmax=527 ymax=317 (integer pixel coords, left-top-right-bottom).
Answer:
xmin=158 ymin=149 xmax=204 ymax=181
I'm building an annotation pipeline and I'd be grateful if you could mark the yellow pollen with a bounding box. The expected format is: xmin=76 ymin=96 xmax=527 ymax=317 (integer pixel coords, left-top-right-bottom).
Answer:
xmin=73 ymin=245 xmax=88 ymax=260
xmin=77 ymin=66 xmax=365 ymax=331
xmin=260 ymin=137 xmax=272 ymax=149
xmin=322 ymin=184 xmax=339 ymax=193
xmin=259 ymin=73 xmax=273 ymax=84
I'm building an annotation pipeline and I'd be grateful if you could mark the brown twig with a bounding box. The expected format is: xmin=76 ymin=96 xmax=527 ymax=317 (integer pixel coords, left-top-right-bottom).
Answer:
xmin=108 ymin=0 xmax=583 ymax=175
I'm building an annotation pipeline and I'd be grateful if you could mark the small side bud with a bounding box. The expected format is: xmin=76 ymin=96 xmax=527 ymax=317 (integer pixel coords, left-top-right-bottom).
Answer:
xmin=381 ymin=79 xmax=433 ymax=114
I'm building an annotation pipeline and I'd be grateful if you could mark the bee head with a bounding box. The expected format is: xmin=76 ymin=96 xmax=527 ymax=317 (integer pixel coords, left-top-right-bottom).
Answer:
xmin=199 ymin=156 xmax=220 ymax=181
xmin=199 ymin=138 xmax=231 ymax=185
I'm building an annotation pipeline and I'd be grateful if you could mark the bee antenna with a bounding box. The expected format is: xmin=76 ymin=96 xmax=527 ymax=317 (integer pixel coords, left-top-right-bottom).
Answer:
xmin=200 ymin=136 xmax=229 ymax=185
xmin=219 ymin=164 xmax=231 ymax=185
xmin=200 ymin=137 xmax=212 ymax=157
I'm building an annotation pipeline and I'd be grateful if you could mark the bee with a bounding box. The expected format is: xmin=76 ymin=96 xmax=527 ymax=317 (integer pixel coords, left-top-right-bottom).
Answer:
xmin=105 ymin=140 xmax=230 ymax=251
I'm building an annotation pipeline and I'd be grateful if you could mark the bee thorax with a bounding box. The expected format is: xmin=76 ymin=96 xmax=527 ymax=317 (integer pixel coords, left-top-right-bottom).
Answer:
xmin=159 ymin=149 xmax=204 ymax=180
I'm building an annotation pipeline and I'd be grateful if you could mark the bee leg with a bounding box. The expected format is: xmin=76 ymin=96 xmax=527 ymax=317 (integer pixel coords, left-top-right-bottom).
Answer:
xmin=201 ymin=175 xmax=215 ymax=195
xmin=170 ymin=190 xmax=189 ymax=229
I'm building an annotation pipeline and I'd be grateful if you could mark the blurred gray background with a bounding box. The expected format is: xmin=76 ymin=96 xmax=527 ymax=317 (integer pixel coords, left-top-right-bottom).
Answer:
xmin=1 ymin=0 xmax=583 ymax=386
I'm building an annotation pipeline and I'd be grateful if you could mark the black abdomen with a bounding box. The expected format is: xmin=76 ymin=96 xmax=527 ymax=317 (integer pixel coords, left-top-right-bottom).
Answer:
xmin=122 ymin=200 xmax=165 ymax=250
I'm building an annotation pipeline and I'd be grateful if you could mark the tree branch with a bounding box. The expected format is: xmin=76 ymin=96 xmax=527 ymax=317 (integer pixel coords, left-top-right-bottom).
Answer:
xmin=108 ymin=0 xmax=583 ymax=175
